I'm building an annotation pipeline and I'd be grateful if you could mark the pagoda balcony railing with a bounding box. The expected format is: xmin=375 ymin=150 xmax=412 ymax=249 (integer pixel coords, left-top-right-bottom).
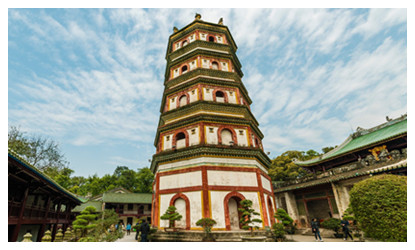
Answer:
xmin=168 ymin=40 xmax=235 ymax=62
xmin=165 ymin=68 xmax=241 ymax=88
xmin=273 ymin=148 xmax=406 ymax=190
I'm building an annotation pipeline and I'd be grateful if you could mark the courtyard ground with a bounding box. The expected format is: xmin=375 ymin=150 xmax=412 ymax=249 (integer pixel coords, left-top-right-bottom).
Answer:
xmin=115 ymin=232 xmax=373 ymax=242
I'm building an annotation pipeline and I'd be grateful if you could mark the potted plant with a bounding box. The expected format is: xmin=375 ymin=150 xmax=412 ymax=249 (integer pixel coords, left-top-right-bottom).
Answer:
xmin=196 ymin=218 xmax=217 ymax=241
xmin=271 ymin=223 xmax=286 ymax=242
xmin=160 ymin=206 xmax=183 ymax=231
xmin=321 ymin=218 xmax=343 ymax=238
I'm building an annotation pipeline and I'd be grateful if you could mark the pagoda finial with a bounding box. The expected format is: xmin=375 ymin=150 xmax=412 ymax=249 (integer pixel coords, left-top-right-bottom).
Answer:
xmin=173 ymin=26 xmax=178 ymax=33
xmin=218 ymin=17 xmax=223 ymax=25
xmin=195 ymin=13 xmax=201 ymax=20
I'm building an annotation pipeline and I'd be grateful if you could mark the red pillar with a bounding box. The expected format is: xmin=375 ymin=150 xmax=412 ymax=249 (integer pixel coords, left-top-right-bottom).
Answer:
xmin=11 ymin=187 xmax=29 ymax=242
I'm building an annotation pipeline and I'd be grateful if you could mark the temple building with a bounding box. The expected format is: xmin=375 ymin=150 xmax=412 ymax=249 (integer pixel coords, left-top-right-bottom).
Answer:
xmin=73 ymin=187 xmax=152 ymax=226
xmin=274 ymin=115 xmax=407 ymax=227
xmin=8 ymin=149 xmax=82 ymax=242
xmin=150 ymin=14 xmax=275 ymax=231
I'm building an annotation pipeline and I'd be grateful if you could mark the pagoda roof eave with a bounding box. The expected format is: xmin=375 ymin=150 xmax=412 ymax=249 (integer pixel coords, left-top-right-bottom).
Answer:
xmin=150 ymin=145 xmax=271 ymax=173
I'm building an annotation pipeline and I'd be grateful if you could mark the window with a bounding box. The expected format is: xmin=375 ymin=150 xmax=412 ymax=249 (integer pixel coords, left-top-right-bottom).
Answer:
xmin=191 ymin=89 xmax=195 ymax=94
xmin=166 ymin=135 xmax=170 ymax=141
xmin=182 ymin=40 xmax=188 ymax=47
xmin=176 ymin=132 xmax=186 ymax=149
xmin=221 ymin=129 xmax=233 ymax=145
xmin=215 ymin=91 xmax=225 ymax=103
xmin=128 ymin=204 xmax=133 ymax=210
xmin=239 ymin=130 xmax=244 ymax=135
xmin=179 ymin=95 xmax=187 ymax=107
xmin=191 ymin=129 xmax=196 ymax=135
xmin=208 ymin=36 xmax=215 ymax=42
xmin=206 ymin=88 xmax=210 ymax=93
xmin=181 ymin=65 xmax=188 ymax=74
xmin=229 ymin=91 xmax=233 ymax=96
xmin=209 ymin=127 xmax=214 ymax=133
xmin=212 ymin=61 xmax=219 ymax=70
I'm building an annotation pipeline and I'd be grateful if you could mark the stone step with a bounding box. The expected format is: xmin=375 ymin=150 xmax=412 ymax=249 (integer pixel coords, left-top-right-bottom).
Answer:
xmin=151 ymin=230 xmax=273 ymax=242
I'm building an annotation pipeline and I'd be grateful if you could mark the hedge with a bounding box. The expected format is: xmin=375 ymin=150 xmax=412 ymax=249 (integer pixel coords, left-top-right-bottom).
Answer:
xmin=349 ymin=174 xmax=407 ymax=242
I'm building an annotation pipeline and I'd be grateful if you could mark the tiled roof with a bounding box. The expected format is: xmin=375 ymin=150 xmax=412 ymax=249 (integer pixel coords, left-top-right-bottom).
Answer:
xmin=8 ymin=149 xmax=82 ymax=204
xmin=72 ymin=200 xmax=103 ymax=213
xmin=275 ymin=159 xmax=407 ymax=193
xmin=297 ymin=116 xmax=407 ymax=167
xmin=102 ymin=192 xmax=152 ymax=204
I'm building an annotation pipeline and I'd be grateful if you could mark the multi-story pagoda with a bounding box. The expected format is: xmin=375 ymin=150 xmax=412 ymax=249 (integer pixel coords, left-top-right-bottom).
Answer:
xmin=150 ymin=14 xmax=275 ymax=231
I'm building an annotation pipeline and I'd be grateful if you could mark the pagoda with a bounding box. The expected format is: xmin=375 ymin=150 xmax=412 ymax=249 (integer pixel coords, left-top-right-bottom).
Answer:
xmin=150 ymin=14 xmax=275 ymax=231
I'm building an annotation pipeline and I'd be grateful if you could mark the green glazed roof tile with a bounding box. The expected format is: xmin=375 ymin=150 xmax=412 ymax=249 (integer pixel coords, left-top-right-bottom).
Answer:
xmin=102 ymin=192 xmax=152 ymax=204
xmin=297 ymin=117 xmax=407 ymax=166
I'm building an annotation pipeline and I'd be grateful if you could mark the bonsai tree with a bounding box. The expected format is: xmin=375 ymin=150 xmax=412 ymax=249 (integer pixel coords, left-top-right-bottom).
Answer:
xmin=238 ymin=199 xmax=263 ymax=235
xmin=275 ymin=208 xmax=295 ymax=234
xmin=321 ymin=218 xmax=342 ymax=238
xmin=160 ymin=206 xmax=183 ymax=228
xmin=271 ymin=222 xmax=286 ymax=242
xmin=196 ymin=218 xmax=217 ymax=241
xmin=349 ymin=174 xmax=407 ymax=242
xmin=72 ymin=206 xmax=98 ymax=241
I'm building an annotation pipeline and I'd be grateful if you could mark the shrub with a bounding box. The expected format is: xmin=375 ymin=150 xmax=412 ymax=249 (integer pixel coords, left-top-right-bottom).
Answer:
xmin=72 ymin=206 xmax=98 ymax=239
xmin=275 ymin=208 xmax=295 ymax=234
xmin=321 ymin=218 xmax=341 ymax=234
xmin=196 ymin=218 xmax=217 ymax=234
xmin=160 ymin=206 xmax=183 ymax=228
xmin=238 ymin=199 xmax=262 ymax=235
xmin=349 ymin=174 xmax=407 ymax=242
xmin=271 ymin=223 xmax=286 ymax=241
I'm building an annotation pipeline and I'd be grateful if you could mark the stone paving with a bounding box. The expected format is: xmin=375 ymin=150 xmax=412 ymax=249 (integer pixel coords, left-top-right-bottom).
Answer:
xmin=114 ymin=232 xmax=138 ymax=242
xmin=114 ymin=233 xmax=369 ymax=242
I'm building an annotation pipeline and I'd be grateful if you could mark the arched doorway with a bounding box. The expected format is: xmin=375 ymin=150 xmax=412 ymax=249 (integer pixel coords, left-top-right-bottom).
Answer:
xmin=228 ymin=197 xmax=242 ymax=230
xmin=174 ymin=198 xmax=186 ymax=228
xmin=224 ymin=191 xmax=246 ymax=230
xmin=267 ymin=196 xmax=276 ymax=225
xmin=169 ymin=193 xmax=191 ymax=229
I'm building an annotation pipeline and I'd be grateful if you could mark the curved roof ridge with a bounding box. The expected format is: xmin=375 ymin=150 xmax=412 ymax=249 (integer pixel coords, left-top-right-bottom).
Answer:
xmin=8 ymin=148 xmax=82 ymax=203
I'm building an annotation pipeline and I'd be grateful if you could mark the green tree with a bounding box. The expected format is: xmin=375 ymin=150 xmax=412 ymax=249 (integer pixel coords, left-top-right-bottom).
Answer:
xmin=72 ymin=206 xmax=98 ymax=240
xmin=160 ymin=206 xmax=183 ymax=228
xmin=349 ymin=174 xmax=407 ymax=242
xmin=269 ymin=149 xmax=328 ymax=182
xmin=322 ymin=146 xmax=336 ymax=154
xmin=8 ymin=126 xmax=69 ymax=172
xmin=238 ymin=199 xmax=262 ymax=235
xmin=136 ymin=168 xmax=154 ymax=193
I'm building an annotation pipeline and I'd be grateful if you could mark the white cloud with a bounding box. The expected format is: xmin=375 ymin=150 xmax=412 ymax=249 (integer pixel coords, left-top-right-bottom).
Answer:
xmin=8 ymin=9 xmax=407 ymax=175
xmin=352 ymin=9 xmax=407 ymax=39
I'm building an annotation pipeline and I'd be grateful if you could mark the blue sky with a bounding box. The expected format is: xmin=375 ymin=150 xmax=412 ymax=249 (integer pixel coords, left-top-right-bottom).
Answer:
xmin=8 ymin=8 xmax=407 ymax=177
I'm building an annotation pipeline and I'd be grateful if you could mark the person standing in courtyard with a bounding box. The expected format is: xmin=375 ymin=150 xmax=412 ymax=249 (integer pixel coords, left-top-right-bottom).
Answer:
xmin=126 ymin=223 xmax=131 ymax=235
xmin=341 ymin=216 xmax=353 ymax=241
xmin=140 ymin=219 xmax=150 ymax=242
xmin=135 ymin=221 xmax=141 ymax=241
xmin=311 ymin=218 xmax=323 ymax=242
